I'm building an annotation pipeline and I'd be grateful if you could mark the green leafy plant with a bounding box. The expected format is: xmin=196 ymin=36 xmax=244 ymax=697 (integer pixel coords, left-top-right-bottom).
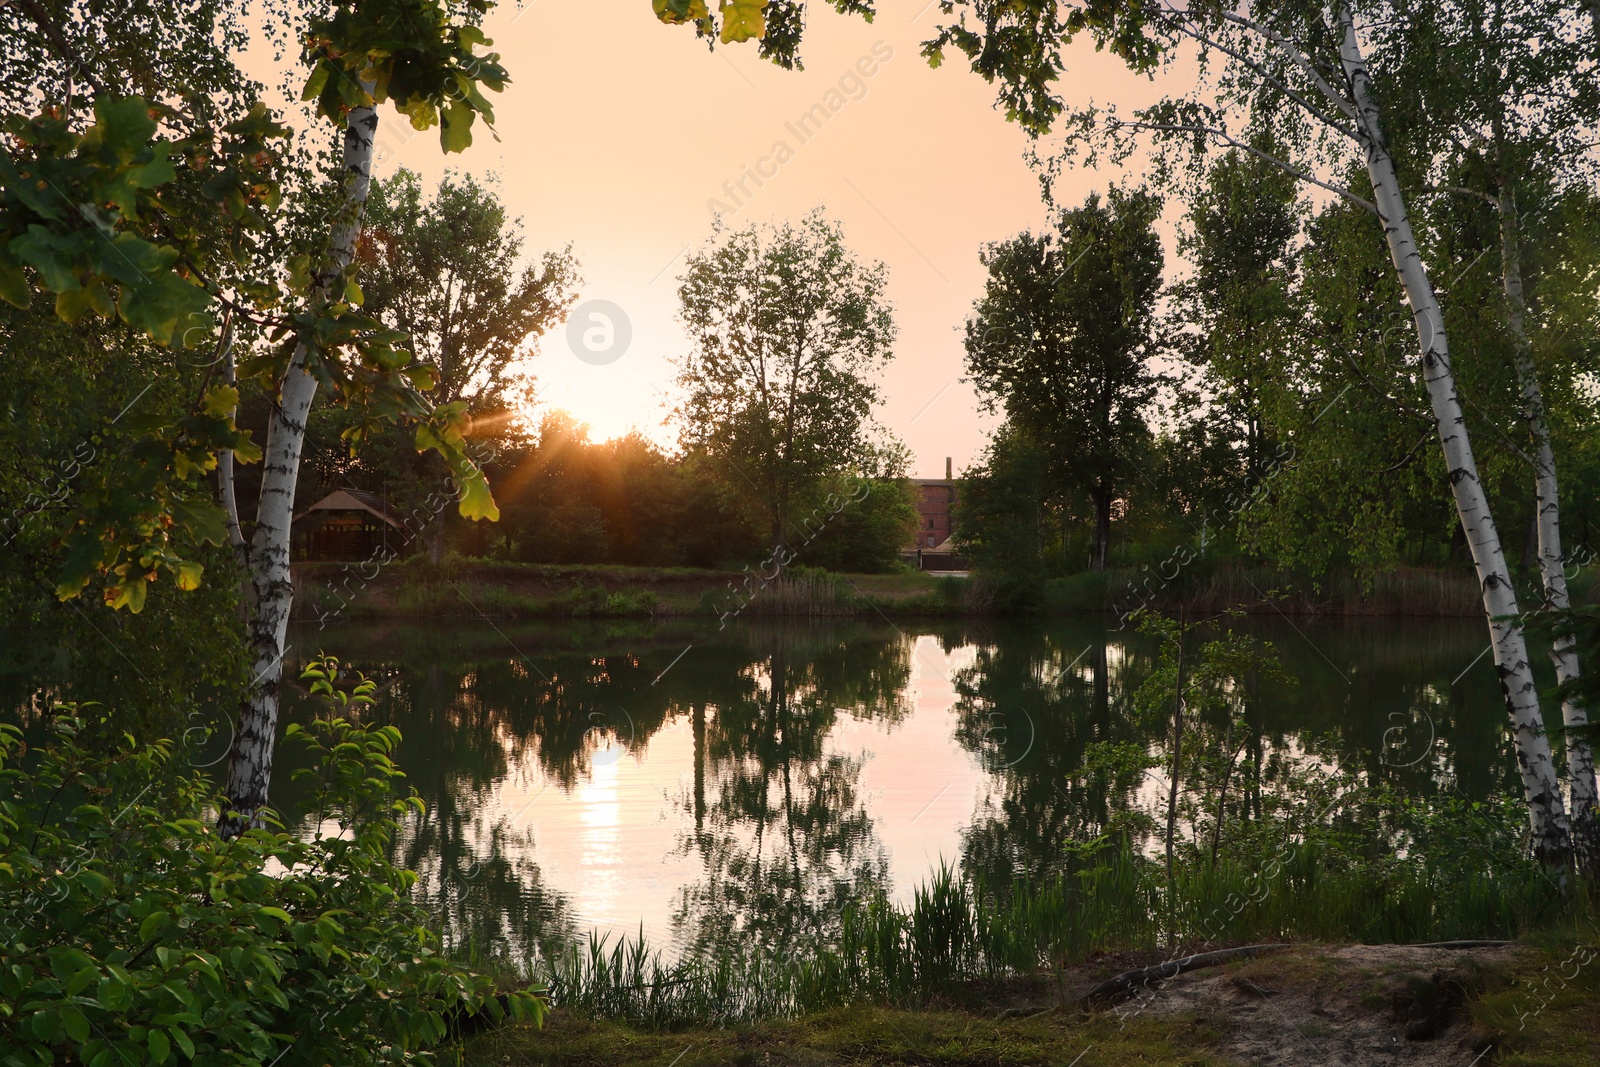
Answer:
xmin=0 ymin=654 xmax=544 ymax=1065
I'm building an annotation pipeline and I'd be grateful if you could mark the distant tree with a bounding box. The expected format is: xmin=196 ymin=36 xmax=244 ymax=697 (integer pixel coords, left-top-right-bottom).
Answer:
xmin=1175 ymin=148 xmax=1299 ymax=487
xmin=795 ymin=475 xmax=920 ymax=573
xmin=674 ymin=210 xmax=898 ymax=563
xmin=965 ymin=188 xmax=1164 ymax=572
xmin=953 ymin=425 xmax=1059 ymax=587
xmin=359 ymin=169 xmax=578 ymax=408
xmin=484 ymin=411 xmax=762 ymax=567
xmin=340 ymin=169 xmax=578 ymax=563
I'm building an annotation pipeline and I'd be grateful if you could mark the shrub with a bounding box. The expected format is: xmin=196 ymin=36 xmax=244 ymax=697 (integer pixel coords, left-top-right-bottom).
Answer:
xmin=0 ymin=655 xmax=543 ymax=1066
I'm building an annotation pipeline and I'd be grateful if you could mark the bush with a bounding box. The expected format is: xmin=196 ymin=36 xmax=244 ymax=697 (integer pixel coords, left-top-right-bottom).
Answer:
xmin=0 ymin=656 xmax=543 ymax=1066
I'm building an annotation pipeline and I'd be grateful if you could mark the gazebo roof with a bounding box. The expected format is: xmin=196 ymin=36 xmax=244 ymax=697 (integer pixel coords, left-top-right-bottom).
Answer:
xmin=295 ymin=489 xmax=405 ymax=529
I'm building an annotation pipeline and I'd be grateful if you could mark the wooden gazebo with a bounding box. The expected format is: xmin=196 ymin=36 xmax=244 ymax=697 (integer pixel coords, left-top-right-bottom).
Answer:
xmin=293 ymin=489 xmax=405 ymax=561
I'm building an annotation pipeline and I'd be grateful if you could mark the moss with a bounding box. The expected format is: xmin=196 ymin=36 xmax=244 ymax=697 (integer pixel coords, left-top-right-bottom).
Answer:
xmin=459 ymin=1004 xmax=1235 ymax=1067
xmin=1469 ymin=942 xmax=1600 ymax=1066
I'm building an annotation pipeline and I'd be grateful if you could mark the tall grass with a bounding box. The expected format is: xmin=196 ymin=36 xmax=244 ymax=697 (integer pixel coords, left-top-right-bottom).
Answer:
xmin=737 ymin=571 xmax=867 ymax=618
xmin=506 ymin=840 xmax=1580 ymax=1029
xmin=1044 ymin=564 xmax=1486 ymax=616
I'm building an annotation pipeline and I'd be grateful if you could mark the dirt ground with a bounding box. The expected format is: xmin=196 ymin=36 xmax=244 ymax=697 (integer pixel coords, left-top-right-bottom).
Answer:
xmin=962 ymin=941 xmax=1546 ymax=1066
xmin=1129 ymin=943 xmax=1521 ymax=1066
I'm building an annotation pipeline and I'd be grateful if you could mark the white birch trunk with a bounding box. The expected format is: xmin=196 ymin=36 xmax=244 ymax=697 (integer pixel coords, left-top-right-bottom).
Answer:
xmin=221 ymin=89 xmax=380 ymax=833
xmin=1496 ymin=184 xmax=1596 ymax=858
xmin=1335 ymin=6 xmax=1571 ymax=868
xmin=216 ymin=308 xmax=247 ymax=564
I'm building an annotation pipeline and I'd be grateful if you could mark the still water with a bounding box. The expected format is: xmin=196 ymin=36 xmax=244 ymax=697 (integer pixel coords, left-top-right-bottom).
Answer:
xmin=267 ymin=614 xmax=1521 ymax=964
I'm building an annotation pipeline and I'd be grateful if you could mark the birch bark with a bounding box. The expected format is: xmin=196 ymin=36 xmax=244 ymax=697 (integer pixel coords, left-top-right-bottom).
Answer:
xmin=1495 ymin=181 xmax=1596 ymax=858
xmin=221 ymin=88 xmax=380 ymax=833
xmin=1335 ymin=6 xmax=1570 ymax=867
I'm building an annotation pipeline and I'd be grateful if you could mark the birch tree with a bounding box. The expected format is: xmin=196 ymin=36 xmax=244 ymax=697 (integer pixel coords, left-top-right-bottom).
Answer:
xmin=1 ymin=0 xmax=510 ymax=832
xmin=221 ymin=1 xmax=509 ymax=832
xmin=1051 ymin=0 xmax=1581 ymax=867
xmin=1368 ymin=0 xmax=1600 ymax=859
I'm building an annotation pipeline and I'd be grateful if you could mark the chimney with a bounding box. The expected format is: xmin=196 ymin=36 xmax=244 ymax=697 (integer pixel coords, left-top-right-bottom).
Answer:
xmin=945 ymin=456 xmax=952 ymax=481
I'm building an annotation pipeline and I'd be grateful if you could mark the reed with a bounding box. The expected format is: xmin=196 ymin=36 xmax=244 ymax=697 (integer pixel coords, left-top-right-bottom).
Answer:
xmin=504 ymin=838 xmax=1580 ymax=1030
xmin=1046 ymin=563 xmax=1488 ymax=616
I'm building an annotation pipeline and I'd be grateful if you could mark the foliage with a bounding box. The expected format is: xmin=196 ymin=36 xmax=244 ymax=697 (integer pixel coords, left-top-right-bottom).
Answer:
xmin=0 ymin=0 xmax=515 ymax=612
xmin=951 ymin=425 xmax=1054 ymax=598
xmin=650 ymin=0 xmax=1150 ymax=135
xmin=1527 ymin=605 xmax=1600 ymax=728
xmin=964 ymin=187 xmax=1164 ymax=571
xmin=0 ymin=656 xmax=543 ymax=1065
xmin=1172 ymin=147 xmax=1299 ymax=492
xmin=358 ymin=168 xmax=578 ymax=407
xmin=523 ymin=799 xmax=1564 ymax=1030
xmin=674 ymin=210 xmax=899 ymax=553
xmin=301 ymin=0 xmax=507 ymax=154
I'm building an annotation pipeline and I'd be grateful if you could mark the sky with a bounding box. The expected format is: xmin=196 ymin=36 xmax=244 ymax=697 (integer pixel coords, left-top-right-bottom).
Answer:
xmin=253 ymin=2 xmax=1170 ymax=480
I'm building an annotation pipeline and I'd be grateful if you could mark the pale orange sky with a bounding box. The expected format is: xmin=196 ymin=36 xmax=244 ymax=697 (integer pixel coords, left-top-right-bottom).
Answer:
xmin=252 ymin=2 xmax=1173 ymax=479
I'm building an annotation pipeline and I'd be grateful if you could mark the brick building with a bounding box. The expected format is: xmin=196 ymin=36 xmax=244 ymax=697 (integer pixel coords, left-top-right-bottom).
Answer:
xmin=910 ymin=457 xmax=958 ymax=551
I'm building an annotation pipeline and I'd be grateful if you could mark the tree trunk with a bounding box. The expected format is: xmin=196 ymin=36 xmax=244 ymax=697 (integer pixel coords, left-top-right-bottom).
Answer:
xmin=1165 ymin=612 xmax=1186 ymax=928
xmin=1495 ymin=180 xmax=1596 ymax=861
xmin=1092 ymin=485 xmax=1112 ymax=572
xmin=693 ymin=701 xmax=706 ymax=832
xmin=771 ymin=512 xmax=787 ymax=565
xmin=215 ymin=307 xmax=245 ymax=564
xmin=1336 ymin=7 xmax=1570 ymax=869
xmin=221 ymin=88 xmax=380 ymax=834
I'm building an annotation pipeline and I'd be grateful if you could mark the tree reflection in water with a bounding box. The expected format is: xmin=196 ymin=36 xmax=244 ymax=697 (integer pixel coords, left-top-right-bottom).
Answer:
xmin=268 ymin=614 xmax=1515 ymax=966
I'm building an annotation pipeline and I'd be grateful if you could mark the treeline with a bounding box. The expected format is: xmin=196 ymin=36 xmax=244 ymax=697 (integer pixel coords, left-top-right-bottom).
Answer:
xmin=295 ymin=411 xmax=919 ymax=573
xmin=956 ymin=157 xmax=1600 ymax=603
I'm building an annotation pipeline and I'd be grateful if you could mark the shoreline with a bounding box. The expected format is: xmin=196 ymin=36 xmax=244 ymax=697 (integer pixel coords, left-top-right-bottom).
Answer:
xmin=288 ymin=559 xmax=1591 ymax=623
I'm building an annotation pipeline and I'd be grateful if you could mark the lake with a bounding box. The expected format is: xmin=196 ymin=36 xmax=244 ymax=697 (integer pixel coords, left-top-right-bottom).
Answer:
xmin=262 ymin=613 xmax=1521 ymax=965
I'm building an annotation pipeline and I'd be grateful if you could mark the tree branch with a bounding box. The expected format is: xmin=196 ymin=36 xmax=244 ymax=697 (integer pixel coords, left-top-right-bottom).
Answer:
xmin=1213 ymin=8 xmax=1358 ymax=123
xmin=12 ymin=0 xmax=104 ymax=99
xmin=1108 ymin=118 xmax=1378 ymax=214
xmin=1158 ymin=7 xmax=1360 ymax=140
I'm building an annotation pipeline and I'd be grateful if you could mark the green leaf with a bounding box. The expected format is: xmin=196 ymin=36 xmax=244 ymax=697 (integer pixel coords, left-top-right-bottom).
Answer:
xmin=64 ymin=965 xmax=99 ymax=997
xmin=201 ymin=385 xmax=240 ymax=417
xmin=169 ymin=1028 xmax=194 ymax=1059
xmin=402 ymin=97 xmax=439 ymax=132
xmin=138 ymin=910 xmax=169 ymax=942
xmin=106 ymin=575 xmax=148 ymax=614
xmin=454 ymin=467 xmax=499 ymax=522
xmin=98 ymin=233 xmax=178 ymax=289
xmin=719 ymin=0 xmax=766 ymax=43
xmin=11 ymin=226 xmax=83 ymax=294
xmin=124 ymin=142 xmax=178 ymax=192
xmin=61 ymin=1005 xmax=90 ymax=1044
xmin=89 ymin=96 xmax=158 ymax=162
xmin=301 ymin=61 xmax=331 ymax=103
xmin=0 ymin=250 xmax=28 ymax=309
xmin=117 ymin=270 xmax=212 ymax=346
xmin=146 ymin=1026 xmax=170 ymax=1064
xmin=440 ymin=102 xmax=474 ymax=153
xmin=55 ymin=283 xmax=113 ymax=322
xmin=170 ymin=499 xmax=228 ymax=548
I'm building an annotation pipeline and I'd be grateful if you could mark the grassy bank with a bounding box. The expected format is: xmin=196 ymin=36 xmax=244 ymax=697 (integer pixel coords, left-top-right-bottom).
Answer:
xmin=437 ymin=796 xmax=1599 ymax=1064
xmin=1042 ymin=562 xmax=1600 ymax=617
xmin=291 ymin=559 xmax=975 ymax=621
xmin=458 ymin=940 xmax=1600 ymax=1066
xmin=289 ymin=558 xmax=1596 ymax=621
xmin=467 ymin=842 xmax=1573 ymax=1032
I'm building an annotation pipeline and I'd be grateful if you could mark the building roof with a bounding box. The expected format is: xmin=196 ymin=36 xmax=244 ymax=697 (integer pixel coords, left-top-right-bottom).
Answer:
xmin=296 ymin=488 xmax=405 ymax=529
